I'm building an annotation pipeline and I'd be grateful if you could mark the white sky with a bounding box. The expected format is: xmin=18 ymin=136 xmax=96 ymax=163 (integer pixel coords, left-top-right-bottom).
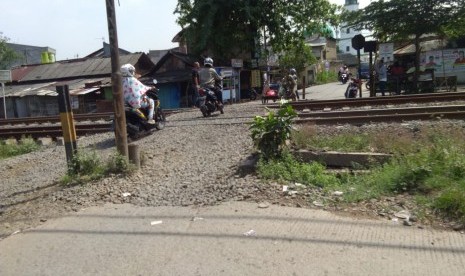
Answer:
xmin=1 ymin=0 xmax=371 ymax=61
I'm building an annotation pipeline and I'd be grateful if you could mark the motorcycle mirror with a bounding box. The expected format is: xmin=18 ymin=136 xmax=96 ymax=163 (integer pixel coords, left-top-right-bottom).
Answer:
xmin=153 ymin=79 xmax=158 ymax=85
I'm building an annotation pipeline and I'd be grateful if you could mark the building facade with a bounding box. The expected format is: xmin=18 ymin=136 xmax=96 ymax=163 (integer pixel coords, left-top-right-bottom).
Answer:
xmin=337 ymin=0 xmax=372 ymax=62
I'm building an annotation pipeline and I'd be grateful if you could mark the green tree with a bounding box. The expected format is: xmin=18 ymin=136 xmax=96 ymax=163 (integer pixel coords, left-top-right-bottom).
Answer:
xmin=343 ymin=0 xmax=465 ymax=91
xmin=174 ymin=0 xmax=338 ymax=61
xmin=278 ymin=41 xmax=316 ymax=75
xmin=0 ymin=33 xmax=22 ymax=70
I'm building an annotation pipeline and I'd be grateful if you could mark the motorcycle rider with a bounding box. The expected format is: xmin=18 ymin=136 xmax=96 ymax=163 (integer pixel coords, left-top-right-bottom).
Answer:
xmin=338 ymin=65 xmax=349 ymax=82
xmin=121 ymin=63 xmax=155 ymax=124
xmin=281 ymin=68 xmax=297 ymax=101
xmin=199 ymin=57 xmax=223 ymax=105
xmin=290 ymin=68 xmax=299 ymax=100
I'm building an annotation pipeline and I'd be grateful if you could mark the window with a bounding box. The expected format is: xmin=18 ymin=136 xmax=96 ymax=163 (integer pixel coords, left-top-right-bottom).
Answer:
xmin=346 ymin=46 xmax=350 ymax=52
xmin=346 ymin=28 xmax=350 ymax=34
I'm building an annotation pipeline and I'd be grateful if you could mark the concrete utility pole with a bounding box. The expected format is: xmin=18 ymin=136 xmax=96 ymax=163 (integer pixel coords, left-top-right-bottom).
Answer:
xmin=105 ymin=0 xmax=128 ymax=158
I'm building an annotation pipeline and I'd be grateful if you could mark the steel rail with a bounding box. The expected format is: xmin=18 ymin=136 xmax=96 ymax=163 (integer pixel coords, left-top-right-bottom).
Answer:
xmin=0 ymin=123 xmax=112 ymax=139
xmin=295 ymin=111 xmax=465 ymax=125
xmin=298 ymin=105 xmax=465 ymax=118
xmin=267 ymin=92 xmax=465 ymax=110
xmin=0 ymin=109 xmax=179 ymax=126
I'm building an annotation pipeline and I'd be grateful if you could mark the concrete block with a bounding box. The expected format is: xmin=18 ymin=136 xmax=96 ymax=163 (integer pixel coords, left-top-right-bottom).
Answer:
xmin=56 ymin=137 xmax=65 ymax=146
xmin=37 ymin=137 xmax=53 ymax=146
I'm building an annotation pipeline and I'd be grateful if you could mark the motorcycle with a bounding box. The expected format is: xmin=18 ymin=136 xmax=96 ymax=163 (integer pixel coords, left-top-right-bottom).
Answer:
xmin=261 ymin=85 xmax=279 ymax=104
xmin=198 ymin=86 xmax=224 ymax=117
xmin=248 ymin=88 xmax=258 ymax=101
xmin=345 ymin=78 xmax=361 ymax=98
xmin=125 ymin=80 xmax=166 ymax=140
xmin=340 ymin=73 xmax=349 ymax=84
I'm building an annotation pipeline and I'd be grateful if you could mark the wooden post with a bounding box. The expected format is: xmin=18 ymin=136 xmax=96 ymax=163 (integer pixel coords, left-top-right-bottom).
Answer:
xmin=302 ymin=76 xmax=306 ymax=100
xmin=56 ymin=85 xmax=77 ymax=170
xmin=105 ymin=0 xmax=128 ymax=159
xmin=128 ymin=143 xmax=140 ymax=169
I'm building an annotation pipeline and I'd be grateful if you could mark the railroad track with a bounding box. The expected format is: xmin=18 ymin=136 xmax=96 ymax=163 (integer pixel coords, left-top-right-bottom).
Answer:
xmin=2 ymin=103 xmax=465 ymax=139
xmin=267 ymin=92 xmax=465 ymax=111
xmin=0 ymin=123 xmax=113 ymax=140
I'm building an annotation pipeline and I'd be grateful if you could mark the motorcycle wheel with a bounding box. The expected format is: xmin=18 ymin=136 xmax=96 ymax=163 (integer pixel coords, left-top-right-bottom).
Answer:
xmin=154 ymin=109 xmax=166 ymax=130
xmin=250 ymin=91 xmax=257 ymax=101
xmin=127 ymin=122 xmax=140 ymax=140
xmin=200 ymin=105 xmax=208 ymax=117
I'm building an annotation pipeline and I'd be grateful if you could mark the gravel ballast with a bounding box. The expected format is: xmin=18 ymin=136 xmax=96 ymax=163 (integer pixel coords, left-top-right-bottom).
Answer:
xmin=2 ymin=100 xmax=465 ymax=238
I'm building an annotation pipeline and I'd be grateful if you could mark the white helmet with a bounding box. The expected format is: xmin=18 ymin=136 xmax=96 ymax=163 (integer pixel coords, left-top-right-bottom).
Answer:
xmin=204 ymin=57 xmax=213 ymax=67
xmin=121 ymin=63 xmax=135 ymax=77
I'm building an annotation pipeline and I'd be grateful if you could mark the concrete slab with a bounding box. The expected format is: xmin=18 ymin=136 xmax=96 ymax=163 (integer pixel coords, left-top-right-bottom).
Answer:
xmin=1 ymin=202 xmax=464 ymax=276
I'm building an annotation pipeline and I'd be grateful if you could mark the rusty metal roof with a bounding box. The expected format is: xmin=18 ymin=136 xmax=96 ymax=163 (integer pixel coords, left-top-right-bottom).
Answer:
xmin=18 ymin=53 xmax=146 ymax=82
xmin=394 ymin=39 xmax=445 ymax=55
xmin=3 ymin=78 xmax=111 ymax=97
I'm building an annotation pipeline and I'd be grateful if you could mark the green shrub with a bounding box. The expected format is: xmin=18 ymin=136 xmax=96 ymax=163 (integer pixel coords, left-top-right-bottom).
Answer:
xmin=0 ymin=137 xmax=40 ymax=159
xmin=250 ymin=101 xmax=297 ymax=160
xmin=106 ymin=152 xmax=133 ymax=174
xmin=62 ymin=150 xmax=133 ymax=185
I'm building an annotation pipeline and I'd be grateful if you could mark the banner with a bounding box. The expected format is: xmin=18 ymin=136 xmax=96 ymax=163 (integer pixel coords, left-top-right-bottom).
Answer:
xmin=421 ymin=48 xmax=465 ymax=75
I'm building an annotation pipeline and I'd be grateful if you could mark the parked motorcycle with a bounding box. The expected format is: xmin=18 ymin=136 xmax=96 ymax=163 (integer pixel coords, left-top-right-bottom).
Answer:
xmin=345 ymin=78 xmax=361 ymax=98
xmin=125 ymin=80 xmax=166 ymax=140
xmin=198 ymin=87 xmax=224 ymax=117
xmin=262 ymin=85 xmax=279 ymax=104
xmin=248 ymin=88 xmax=258 ymax=101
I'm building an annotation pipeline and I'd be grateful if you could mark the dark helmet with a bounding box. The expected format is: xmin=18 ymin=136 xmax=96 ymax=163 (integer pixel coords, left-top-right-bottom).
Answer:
xmin=290 ymin=68 xmax=297 ymax=75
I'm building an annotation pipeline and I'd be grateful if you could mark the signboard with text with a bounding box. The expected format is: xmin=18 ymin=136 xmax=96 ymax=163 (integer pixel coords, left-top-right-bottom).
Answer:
xmin=0 ymin=70 xmax=12 ymax=83
xmin=231 ymin=59 xmax=243 ymax=68
xmin=379 ymin=43 xmax=394 ymax=63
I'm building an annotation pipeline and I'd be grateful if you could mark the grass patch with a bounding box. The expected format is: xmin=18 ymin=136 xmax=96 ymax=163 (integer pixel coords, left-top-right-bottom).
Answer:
xmin=259 ymin=123 xmax=465 ymax=223
xmin=257 ymin=152 xmax=343 ymax=189
xmin=61 ymin=150 xmax=134 ymax=185
xmin=314 ymin=71 xmax=338 ymax=85
xmin=0 ymin=137 xmax=40 ymax=159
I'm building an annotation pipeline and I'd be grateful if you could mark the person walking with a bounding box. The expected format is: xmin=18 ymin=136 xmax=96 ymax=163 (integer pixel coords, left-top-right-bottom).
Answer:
xmin=376 ymin=59 xmax=388 ymax=96
xmin=191 ymin=62 xmax=200 ymax=107
xmin=290 ymin=68 xmax=299 ymax=100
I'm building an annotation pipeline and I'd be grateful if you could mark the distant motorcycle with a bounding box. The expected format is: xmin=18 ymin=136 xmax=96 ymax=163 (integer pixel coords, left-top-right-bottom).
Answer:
xmin=345 ymin=78 xmax=361 ymax=98
xmin=340 ymin=73 xmax=349 ymax=84
xmin=198 ymin=87 xmax=224 ymax=117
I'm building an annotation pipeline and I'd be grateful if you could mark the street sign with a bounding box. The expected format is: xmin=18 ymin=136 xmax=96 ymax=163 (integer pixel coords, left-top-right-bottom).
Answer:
xmin=231 ymin=59 xmax=243 ymax=68
xmin=0 ymin=70 xmax=12 ymax=83
xmin=351 ymin=34 xmax=365 ymax=50
xmin=364 ymin=41 xmax=377 ymax=53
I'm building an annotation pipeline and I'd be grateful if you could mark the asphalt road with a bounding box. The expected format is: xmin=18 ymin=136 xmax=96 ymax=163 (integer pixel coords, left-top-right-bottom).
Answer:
xmin=1 ymin=202 xmax=464 ymax=276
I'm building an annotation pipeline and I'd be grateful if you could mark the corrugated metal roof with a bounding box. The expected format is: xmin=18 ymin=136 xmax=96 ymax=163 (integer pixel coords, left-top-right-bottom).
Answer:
xmin=394 ymin=39 xmax=444 ymax=55
xmin=3 ymin=78 xmax=111 ymax=97
xmin=18 ymin=54 xmax=143 ymax=82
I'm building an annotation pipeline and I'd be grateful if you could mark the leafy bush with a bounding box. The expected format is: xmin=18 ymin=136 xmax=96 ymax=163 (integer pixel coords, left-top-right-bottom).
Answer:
xmin=250 ymin=101 xmax=297 ymax=160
